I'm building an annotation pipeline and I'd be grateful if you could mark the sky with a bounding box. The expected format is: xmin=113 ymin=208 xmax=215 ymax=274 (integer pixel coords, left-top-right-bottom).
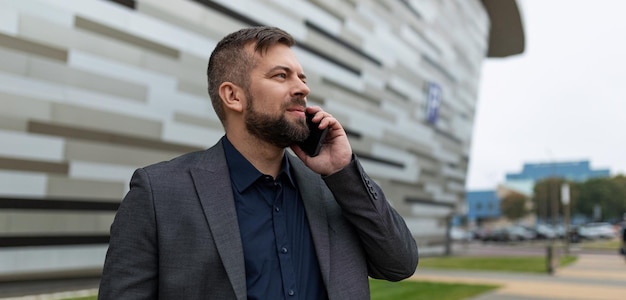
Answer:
xmin=465 ymin=0 xmax=626 ymax=190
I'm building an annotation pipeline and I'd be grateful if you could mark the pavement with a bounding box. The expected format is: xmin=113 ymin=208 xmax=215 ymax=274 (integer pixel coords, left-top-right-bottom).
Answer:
xmin=411 ymin=251 xmax=626 ymax=300
xmin=1 ymin=244 xmax=625 ymax=300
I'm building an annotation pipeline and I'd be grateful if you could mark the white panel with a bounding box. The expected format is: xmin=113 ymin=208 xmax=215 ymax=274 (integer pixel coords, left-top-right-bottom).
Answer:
xmin=271 ymin=0 xmax=342 ymax=35
xmin=360 ymin=159 xmax=419 ymax=183
xmin=0 ymin=72 xmax=66 ymax=102
xmin=324 ymin=101 xmax=387 ymax=138
xmin=410 ymin=203 xmax=453 ymax=218
xmin=0 ymin=245 xmax=107 ymax=275
xmin=39 ymin=0 xmax=132 ymax=30
xmin=149 ymin=88 xmax=213 ymax=118
xmin=126 ymin=11 xmax=215 ymax=58
xmin=0 ymin=130 xmax=64 ymax=161
xmin=69 ymin=161 xmax=136 ymax=183
xmin=0 ymin=0 xmax=73 ymax=27
xmin=161 ymin=121 xmax=223 ymax=149
xmin=399 ymin=25 xmax=439 ymax=61
xmin=403 ymin=217 xmax=440 ymax=235
xmin=215 ymin=0 xmax=308 ymax=40
xmin=293 ymin=48 xmax=365 ymax=92
xmin=371 ymin=143 xmax=419 ymax=182
xmin=360 ymin=69 xmax=386 ymax=90
xmin=388 ymin=76 xmax=423 ymax=99
xmin=0 ymin=171 xmax=47 ymax=197
xmin=0 ymin=8 xmax=18 ymax=35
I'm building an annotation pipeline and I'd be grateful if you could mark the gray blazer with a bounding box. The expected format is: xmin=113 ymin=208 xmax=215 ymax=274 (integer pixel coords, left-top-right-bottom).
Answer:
xmin=99 ymin=141 xmax=418 ymax=299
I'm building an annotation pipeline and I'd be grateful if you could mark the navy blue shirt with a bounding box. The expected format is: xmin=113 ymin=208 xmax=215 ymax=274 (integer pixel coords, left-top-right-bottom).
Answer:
xmin=222 ymin=136 xmax=327 ymax=300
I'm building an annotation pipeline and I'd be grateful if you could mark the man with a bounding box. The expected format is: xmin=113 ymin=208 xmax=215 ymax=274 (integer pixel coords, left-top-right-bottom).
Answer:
xmin=99 ymin=26 xmax=418 ymax=299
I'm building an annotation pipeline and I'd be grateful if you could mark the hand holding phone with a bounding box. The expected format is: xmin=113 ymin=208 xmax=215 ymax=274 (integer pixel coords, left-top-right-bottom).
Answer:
xmin=297 ymin=112 xmax=329 ymax=157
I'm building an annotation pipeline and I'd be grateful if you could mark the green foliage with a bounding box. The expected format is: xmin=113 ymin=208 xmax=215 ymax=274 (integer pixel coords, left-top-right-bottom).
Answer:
xmin=370 ymin=279 xmax=499 ymax=300
xmin=500 ymin=191 xmax=530 ymax=221
xmin=533 ymin=177 xmax=571 ymax=221
xmin=531 ymin=175 xmax=626 ymax=221
xmin=575 ymin=176 xmax=626 ymax=220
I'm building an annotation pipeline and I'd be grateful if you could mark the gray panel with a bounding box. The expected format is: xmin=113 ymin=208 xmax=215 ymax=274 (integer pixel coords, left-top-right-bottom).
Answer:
xmin=47 ymin=175 xmax=125 ymax=199
xmin=0 ymin=47 xmax=29 ymax=76
xmin=51 ymin=103 xmax=162 ymax=139
xmin=0 ymin=32 xmax=67 ymax=61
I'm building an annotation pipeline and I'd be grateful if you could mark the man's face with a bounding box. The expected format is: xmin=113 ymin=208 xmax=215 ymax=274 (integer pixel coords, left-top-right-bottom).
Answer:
xmin=244 ymin=44 xmax=311 ymax=148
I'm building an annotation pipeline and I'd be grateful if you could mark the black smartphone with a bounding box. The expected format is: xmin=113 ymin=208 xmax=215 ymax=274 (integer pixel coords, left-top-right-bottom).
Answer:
xmin=298 ymin=112 xmax=329 ymax=157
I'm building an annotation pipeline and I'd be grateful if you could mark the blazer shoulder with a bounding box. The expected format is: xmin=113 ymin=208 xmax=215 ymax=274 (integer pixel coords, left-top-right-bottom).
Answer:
xmin=143 ymin=141 xmax=224 ymax=174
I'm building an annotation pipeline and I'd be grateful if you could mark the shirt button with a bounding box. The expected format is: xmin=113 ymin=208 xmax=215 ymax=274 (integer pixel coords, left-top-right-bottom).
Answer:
xmin=281 ymin=247 xmax=288 ymax=254
xmin=288 ymin=289 xmax=295 ymax=296
xmin=275 ymin=206 xmax=280 ymax=212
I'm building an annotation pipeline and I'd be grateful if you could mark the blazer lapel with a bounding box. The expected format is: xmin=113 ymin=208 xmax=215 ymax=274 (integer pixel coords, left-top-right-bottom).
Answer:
xmin=289 ymin=155 xmax=331 ymax=285
xmin=190 ymin=142 xmax=246 ymax=300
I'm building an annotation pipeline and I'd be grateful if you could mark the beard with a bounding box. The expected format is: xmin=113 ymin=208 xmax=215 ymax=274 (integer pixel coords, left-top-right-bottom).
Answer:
xmin=245 ymin=96 xmax=309 ymax=149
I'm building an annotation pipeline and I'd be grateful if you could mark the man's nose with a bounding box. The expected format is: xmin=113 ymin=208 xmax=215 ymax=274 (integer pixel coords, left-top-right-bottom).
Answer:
xmin=293 ymin=79 xmax=310 ymax=97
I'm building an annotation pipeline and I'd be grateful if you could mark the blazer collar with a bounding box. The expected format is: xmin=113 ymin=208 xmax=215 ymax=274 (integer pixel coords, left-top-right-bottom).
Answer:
xmin=287 ymin=154 xmax=331 ymax=285
xmin=190 ymin=140 xmax=247 ymax=300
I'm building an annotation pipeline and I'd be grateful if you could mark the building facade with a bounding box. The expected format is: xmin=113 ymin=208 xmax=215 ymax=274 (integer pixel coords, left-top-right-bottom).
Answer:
xmin=0 ymin=0 xmax=523 ymax=279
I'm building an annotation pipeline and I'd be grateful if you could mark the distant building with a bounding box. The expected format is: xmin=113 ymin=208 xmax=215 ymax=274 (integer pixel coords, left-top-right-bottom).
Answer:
xmin=504 ymin=160 xmax=610 ymax=195
xmin=465 ymin=190 xmax=501 ymax=226
xmin=460 ymin=160 xmax=610 ymax=226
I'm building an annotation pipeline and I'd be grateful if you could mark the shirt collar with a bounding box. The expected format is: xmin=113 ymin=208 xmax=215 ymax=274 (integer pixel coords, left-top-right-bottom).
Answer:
xmin=222 ymin=136 xmax=296 ymax=192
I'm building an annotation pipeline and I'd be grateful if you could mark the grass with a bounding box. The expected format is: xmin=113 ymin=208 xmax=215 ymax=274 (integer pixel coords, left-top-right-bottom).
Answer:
xmin=579 ymin=238 xmax=621 ymax=250
xmin=418 ymin=255 xmax=577 ymax=273
xmin=370 ymin=279 xmax=499 ymax=300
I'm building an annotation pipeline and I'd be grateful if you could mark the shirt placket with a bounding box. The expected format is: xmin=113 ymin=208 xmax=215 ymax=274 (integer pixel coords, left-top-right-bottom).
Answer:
xmin=272 ymin=178 xmax=298 ymax=298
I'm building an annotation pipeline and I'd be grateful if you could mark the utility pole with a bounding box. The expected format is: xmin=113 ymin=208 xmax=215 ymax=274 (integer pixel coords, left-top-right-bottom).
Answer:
xmin=561 ymin=183 xmax=571 ymax=255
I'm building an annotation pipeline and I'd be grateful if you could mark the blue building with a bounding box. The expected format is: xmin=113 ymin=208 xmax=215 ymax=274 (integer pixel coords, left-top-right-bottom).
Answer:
xmin=463 ymin=190 xmax=501 ymax=225
xmin=506 ymin=160 xmax=610 ymax=182
xmin=503 ymin=160 xmax=610 ymax=196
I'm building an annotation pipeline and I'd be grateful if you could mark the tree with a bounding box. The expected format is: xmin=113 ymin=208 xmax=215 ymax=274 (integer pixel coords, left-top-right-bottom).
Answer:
xmin=501 ymin=190 xmax=530 ymax=221
xmin=532 ymin=178 xmax=577 ymax=223
xmin=575 ymin=176 xmax=626 ymax=221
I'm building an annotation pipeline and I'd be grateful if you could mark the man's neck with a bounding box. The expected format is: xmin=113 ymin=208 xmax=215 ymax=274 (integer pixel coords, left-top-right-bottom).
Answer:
xmin=225 ymin=133 xmax=285 ymax=178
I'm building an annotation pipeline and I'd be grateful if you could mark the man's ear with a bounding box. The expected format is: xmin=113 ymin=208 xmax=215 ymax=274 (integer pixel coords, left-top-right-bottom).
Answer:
xmin=219 ymin=82 xmax=244 ymax=113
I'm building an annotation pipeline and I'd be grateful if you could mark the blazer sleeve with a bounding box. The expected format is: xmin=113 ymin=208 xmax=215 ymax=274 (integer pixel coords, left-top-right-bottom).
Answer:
xmin=322 ymin=156 xmax=419 ymax=281
xmin=99 ymin=168 xmax=159 ymax=299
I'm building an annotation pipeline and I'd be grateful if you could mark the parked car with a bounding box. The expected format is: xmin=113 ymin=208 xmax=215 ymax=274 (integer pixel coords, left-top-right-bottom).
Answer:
xmin=578 ymin=222 xmax=616 ymax=240
xmin=531 ymin=224 xmax=557 ymax=240
xmin=481 ymin=225 xmax=535 ymax=242
xmin=450 ymin=227 xmax=472 ymax=241
xmin=507 ymin=225 xmax=536 ymax=241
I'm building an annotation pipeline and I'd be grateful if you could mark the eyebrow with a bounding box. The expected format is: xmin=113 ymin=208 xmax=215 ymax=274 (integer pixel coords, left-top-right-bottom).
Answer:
xmin=268 ymin=65 xmax=307 ymax=80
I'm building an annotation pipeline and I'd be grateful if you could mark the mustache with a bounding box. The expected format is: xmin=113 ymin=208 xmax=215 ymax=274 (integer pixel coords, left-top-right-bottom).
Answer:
xmin=288 ymin=97 xmax=306 ymax=107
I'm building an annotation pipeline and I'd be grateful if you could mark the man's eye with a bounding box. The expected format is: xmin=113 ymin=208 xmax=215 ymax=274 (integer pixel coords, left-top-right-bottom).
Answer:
xmin=275 ymin=73 xmax=287 ymax=79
